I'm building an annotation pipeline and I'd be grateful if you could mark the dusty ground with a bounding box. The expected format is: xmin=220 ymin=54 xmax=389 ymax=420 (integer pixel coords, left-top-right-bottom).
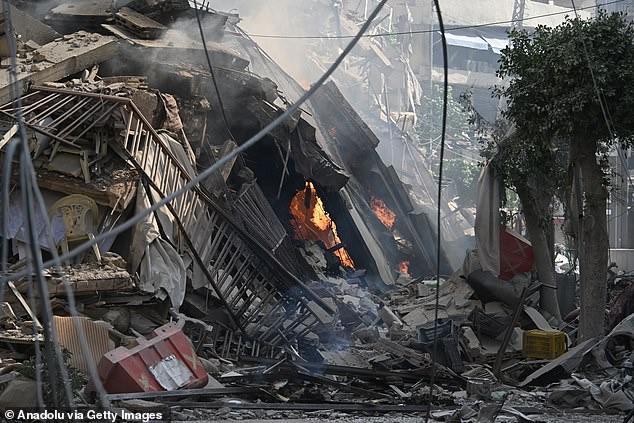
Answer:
xmin=170 ymin=409 xmax=628 ymax=422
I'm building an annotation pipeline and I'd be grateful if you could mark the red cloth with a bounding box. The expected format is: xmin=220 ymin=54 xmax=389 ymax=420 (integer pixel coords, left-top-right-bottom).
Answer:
xmin=499 ymin=227 xmax=534 ymax=280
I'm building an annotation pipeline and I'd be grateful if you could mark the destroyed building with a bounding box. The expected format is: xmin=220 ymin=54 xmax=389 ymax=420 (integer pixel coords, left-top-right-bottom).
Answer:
xmin=0 ymin=0 xmax=632 ymax=421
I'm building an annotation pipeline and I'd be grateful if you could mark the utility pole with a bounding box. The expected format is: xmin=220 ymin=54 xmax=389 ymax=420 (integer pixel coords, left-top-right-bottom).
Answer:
xmin=511 ymin=0 xmax=526 ymax=30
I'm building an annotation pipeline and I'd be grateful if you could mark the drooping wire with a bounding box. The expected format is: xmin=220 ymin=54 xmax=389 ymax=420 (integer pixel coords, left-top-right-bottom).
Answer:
xmin=569 ymin=0 xmax=633 ymax=297
xmin=192 ymin=0 xmax=237 ymax=143
xmin=26 ymin=166 xmax=111 ymax=408
xmin=570 ymin=2 xmax=634 ymax=193
xmin=571 ymin=1 xmax=634 ymax=189
xmin=570 ymin=1 xmax=616 ymax=141
xmin=1 ymin=0 xmax=389 ymax=284
xmin=243 ymin=0 xmax=624 ymax=40
xmin=0 ymin=0 xmax=385 ymax=409
xmin=0 ymin=0 xmax=75 ymax=407
xmin=0 ymin=140 xmax=47 ymax=407
xmin=0 ymin=0 xmax=109 ymax=408
xmin=19 ymin=146 xmax=72 ymax=407
xmin=426 ymin=0 xmax=449 ymax=420
xmin=25 ymin=270 xmax=44 ymax=407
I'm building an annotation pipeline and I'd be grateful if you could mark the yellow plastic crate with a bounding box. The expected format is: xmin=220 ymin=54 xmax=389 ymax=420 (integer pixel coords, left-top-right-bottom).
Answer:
xmin=523 ymin=330 xmax=567 ymax=359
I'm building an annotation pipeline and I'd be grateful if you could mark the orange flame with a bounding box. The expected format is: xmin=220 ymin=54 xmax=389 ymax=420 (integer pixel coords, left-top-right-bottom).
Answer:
xmin=290 ymin=182 xmax=355 ymax=268
xmin=399 ymin=260 xmax=410 ymax=275
xmin=371 ymin=196 xmax=396 ymax=229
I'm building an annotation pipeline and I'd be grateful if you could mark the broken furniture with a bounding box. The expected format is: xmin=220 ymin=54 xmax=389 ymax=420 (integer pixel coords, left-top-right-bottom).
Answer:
xmin=48 ymin=194 xmax=102 ymax=264
xmin=91 ymin=323 xmax=208 ymax=394
xmin=48 ymin=142 xmax=94 ymax=184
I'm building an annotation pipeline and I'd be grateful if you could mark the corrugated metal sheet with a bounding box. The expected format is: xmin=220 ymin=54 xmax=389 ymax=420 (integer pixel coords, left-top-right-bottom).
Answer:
xmin=53 ymin=316 xmax=114 ymax=375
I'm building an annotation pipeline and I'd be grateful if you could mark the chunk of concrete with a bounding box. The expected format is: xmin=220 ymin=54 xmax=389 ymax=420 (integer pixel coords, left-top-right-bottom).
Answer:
xmin=0 ymin=376 xmax=37 ymax=408
xmin=461 ymin=326 xmax=481 ymax=358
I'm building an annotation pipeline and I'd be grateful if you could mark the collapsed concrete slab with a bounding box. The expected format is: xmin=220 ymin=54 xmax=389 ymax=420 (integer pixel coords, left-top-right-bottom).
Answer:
xmin=0 ymin=31 xmax=117 ymax=105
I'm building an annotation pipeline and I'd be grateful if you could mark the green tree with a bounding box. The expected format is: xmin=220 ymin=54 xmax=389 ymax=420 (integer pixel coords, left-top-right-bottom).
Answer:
xmin=444 ymin=158 xmax=480 ymax=206
xmin=415 ymin=84 xmax=474 ymax=150
xmin=483 ymin=124 xmax=565 ymax=322
xmin=496 ymin=12 xmax=634 ymax=340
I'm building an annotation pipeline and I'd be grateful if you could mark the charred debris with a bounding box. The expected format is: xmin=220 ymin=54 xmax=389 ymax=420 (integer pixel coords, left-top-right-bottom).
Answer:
xmin=0 ymin=0 xmax=631 ymax=421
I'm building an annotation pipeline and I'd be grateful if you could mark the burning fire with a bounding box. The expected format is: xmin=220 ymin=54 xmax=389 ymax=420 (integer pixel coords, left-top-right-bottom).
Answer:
xmin=371 ymin=196 xmax=396 ymax=229
xmin=399 ymin=260 xmax=410 ymax=275
xmin=290 ymin=182 xmax=355 ymax=268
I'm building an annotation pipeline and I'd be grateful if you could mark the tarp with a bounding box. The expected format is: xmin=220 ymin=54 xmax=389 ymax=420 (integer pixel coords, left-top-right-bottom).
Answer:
xmin=130 ymin=184 xmax=186 ymax=308
xmin=4 ymin=190 xmax=68 ymax=254
xmin=474 ymin=162 xmax=500 ymax=276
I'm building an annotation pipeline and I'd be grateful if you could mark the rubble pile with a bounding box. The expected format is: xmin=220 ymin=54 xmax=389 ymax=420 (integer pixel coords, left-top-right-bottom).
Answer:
xmin=0 ymin=0 xmax=631 ymax=421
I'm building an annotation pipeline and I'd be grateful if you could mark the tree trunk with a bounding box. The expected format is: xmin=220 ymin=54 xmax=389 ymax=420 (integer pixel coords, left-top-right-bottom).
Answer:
xmin=575 ymin=139 xmax=608 ymax=341
xmin=517 ymin=185 xmax=562 ymax=322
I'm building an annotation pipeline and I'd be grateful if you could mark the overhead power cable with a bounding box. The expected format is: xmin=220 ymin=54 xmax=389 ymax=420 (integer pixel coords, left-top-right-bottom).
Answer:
xmin=244 ymin=0 xmax=623 ymax=40
xmin=0 ymin=0 xmax=389 ymax=284
xmin=426 ymin=0 xmax=449 ymax=420
xmin=425 ymin=0 xmax=449 ymax=422
xmin=571 ymin=1 xmax=616 ymax=141
xmin=569 ymin=0 xmax=633 ymax=268
xmin=571 ymin=1 xmax=634 ymax=198
xmin=0 ymin=0 xmax=73 ymax=408
xmin=192 ymin=0 xmax=237 ymax=144
xmin=0 ymin=0 xmax=112 ymax=409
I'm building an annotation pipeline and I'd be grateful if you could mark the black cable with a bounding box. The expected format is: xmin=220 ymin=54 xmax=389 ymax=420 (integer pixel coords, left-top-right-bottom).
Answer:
xmin=570 ymin=0 xmax=615 ymax=141
xmin=19 ymin=149 xmax=72 ymax=407
xmin=2 ymin=0 xmax=83 ymax=407
xmin=26 ymin=165 xmax=111 ymax=408
xmin=0 ymin=0 xmax=386 ymax=410
xmin=25 ymin=271 xmax=44 ymax=408
xmin=192 ymin=0 xmax=237 ymax=143
xmin=570 ymin=2 xmax=634 ymax=192
xmin=0 ymin=0 xmax=389 ymax=285
xmin=426 ymin=0 xmax=449 ymax=420
xmin=244 ymin=0 xmax=623 ymax=40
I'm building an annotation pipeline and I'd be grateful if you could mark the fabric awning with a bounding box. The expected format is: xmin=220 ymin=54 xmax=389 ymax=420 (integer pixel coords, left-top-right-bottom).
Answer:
xmin=443 ymin=32 xmax=489 ymax=50
xmin=479 ymin=35 xmax=509 ymax=54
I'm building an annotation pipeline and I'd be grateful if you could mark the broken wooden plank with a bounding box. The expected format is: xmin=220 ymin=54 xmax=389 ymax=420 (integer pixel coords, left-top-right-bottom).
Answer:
xmin=207 ymin=139 xmax=237 ymax=197
xmin=14 ymin=266 xmax=134 ymax=298
xmin=240 ymin=356 xmax=457 ymax=384
xmin=0 ymin=123 xmax=18 ymax=151
xmin=493 ymin=287 xmax=528 ymax=378
xmin=31 ymin=168 xmax=138 ymax=212
xmin=373 ymin=337 xmax=432 ymax=368
xmin=115 ymin=8 xmax=167 ymax=40
xmin=7 ymin=281 xmax=42 ymax=331
xmin=105 ymin=387 xmax=257 ymax=402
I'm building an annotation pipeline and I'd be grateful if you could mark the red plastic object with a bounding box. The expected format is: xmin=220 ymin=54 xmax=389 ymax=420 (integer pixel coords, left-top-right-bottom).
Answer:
xmin=92 ymin=323 xmax=208 ymax=394
xmin=499 ymin=226 xmax=534 ymax=280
